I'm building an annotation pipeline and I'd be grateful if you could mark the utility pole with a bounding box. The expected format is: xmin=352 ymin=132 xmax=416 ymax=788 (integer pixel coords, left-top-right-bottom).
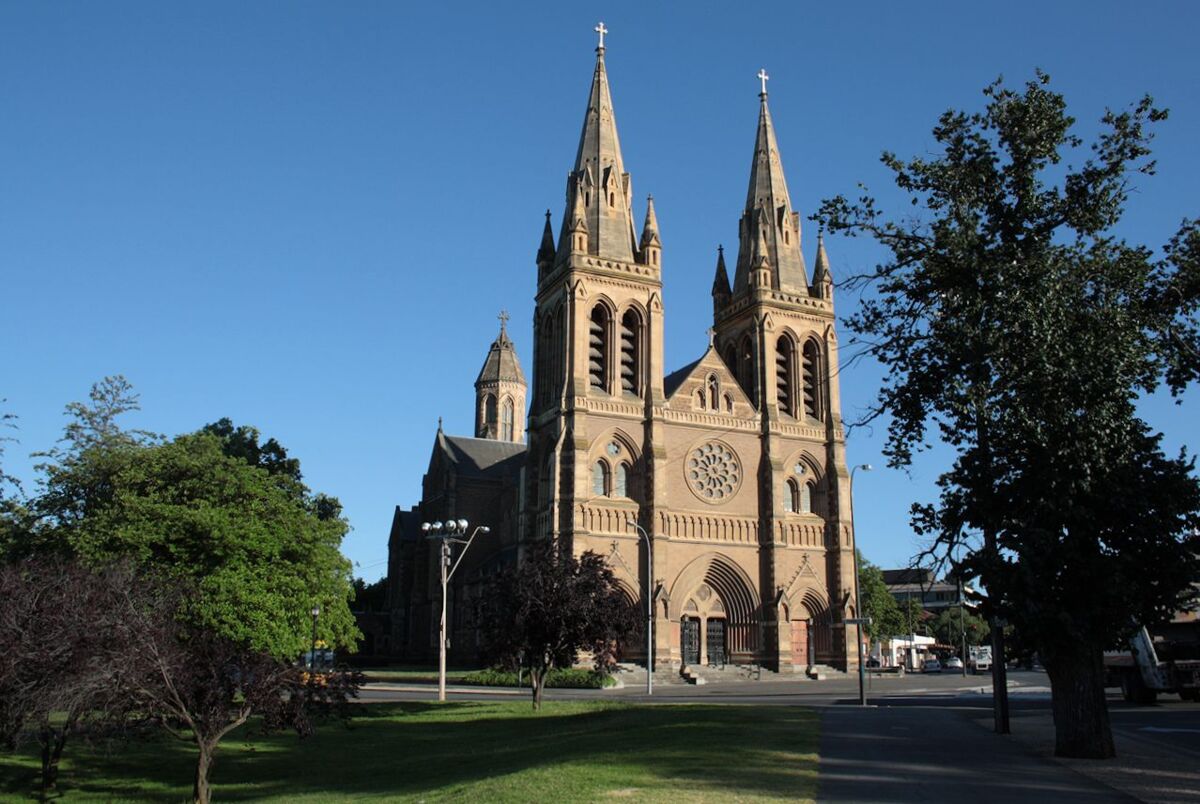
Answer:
xmin=421 ymin=519 xmax=491 ymax=702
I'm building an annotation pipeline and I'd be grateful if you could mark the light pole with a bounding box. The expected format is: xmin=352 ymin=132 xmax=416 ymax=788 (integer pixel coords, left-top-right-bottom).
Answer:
xmin=421 ymin=518 xmax=491 ymax=702
xmin=310 ymin=604 xmax=320 ymax=671
xmin=848 ymin=463 xmax=873 ymax=707
xmin=626 ymin=518 xmax=654 ymax=696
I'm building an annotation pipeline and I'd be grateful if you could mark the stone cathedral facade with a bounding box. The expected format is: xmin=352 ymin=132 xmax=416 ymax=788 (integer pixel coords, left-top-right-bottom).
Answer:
xmin=381 ymin=37 xmax=858 ymax=673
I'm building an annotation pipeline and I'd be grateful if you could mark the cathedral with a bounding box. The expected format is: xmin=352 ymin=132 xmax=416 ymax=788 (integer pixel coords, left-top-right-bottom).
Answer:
xmin=380 ymin=30 xmax=859 ymax=673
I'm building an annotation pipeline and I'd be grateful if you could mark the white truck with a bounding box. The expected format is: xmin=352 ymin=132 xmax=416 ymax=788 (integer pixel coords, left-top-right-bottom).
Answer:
xmin=1104 ymin=612 xmax=1200 ymax=704
xmin=968 ymin=645 xmax=992 ymax=673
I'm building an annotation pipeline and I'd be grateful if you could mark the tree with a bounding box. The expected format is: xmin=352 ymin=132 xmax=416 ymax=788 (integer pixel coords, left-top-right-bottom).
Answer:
xmin=819 ymin=73 xmax=1200 ymax=758
xmin=111 ymin=582 xmax=361 ymax=804
xmin=857 ymin=552 xmax=904 ymax=640
xmin=29 ymin=380 xmax=358 ymax=659
xmin=480 ymin=541 xmax=637 ymax=709
xmin=0 ymin=560 xmax=146 ymax=795
xmin=931 ymin=606 xmax=990 ymax=659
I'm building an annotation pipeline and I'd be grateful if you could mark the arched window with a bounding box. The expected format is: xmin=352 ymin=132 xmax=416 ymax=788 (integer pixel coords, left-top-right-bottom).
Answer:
xmin=620 ymin=309 xmax=641 ymax=395
xmin=592 ymin=461 xmax=610 ymax=497
xmin=615 ymin=463 xmax=630 ymax=498
xmin=707 ymin=375 xmax=719 ymax=410
xmin=784 ymin=478 xmax=799 ymax=513
xmin=589 ymin=305 xmax=609 ymax=392
xmin=723 ymin=344 xmax=738 ymax=380
xmin=799 ymin=481 xmax=813 ymax=514
xmin=802 ymin=340 xmax=822 ymax=419
xmin=724 ymin=394 xmax=733 ymax=413
xmin=501 ymin=398 xmax=514 ymax=441
xmin=776 ymin=336 xmax=795 ymax=416
xmin=485 ymin=394 xmax=498 ymax=433
xmin=696 ymin=389 xmax=706 ymax=409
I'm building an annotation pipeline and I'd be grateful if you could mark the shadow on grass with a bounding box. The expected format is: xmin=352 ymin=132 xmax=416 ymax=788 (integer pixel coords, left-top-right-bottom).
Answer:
xmin=1 ymin=702 xmax=818 ymax=802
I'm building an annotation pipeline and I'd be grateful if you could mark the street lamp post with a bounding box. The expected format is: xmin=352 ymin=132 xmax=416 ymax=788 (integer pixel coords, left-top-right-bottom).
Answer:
xmin=421 ymin=518 xmax=491 ymax=702
xmin=626 ymin=518 xmax=654 ymax=696
xmin=849 ymin=463 xmax=873 ymax=707
xmin=310 ymin=604 xmax=320 ymax=671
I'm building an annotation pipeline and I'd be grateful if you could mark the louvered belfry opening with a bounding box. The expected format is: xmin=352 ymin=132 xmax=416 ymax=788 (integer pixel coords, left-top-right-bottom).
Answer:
xmin=619 ymin=309 xmax=640 ymax=395
xmin=802 ymin=339 xmax=820 ymax=419
xmin=589 ymin=305 xmax=609 ymax=391
xmin=776 ymin=336 xmax=794 ymax=415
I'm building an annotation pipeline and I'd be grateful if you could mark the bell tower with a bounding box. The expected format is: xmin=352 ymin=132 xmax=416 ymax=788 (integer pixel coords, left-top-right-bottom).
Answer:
xmin=709 ymin=71 xmax=858 ymax=670
xmin=523 ymin=25 xmax=667 ymax=549
xmin=474 ymin=311 xmax=526 ymax=443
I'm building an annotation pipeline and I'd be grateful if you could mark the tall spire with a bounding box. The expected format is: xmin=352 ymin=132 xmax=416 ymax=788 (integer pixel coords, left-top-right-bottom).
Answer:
xmin=733 ymin=70 xmax=808 ymax=295
xmin=560 ymin=24 xmax=638 ymax=263
xmin=537 ymin=210 xmax=556 ymax=269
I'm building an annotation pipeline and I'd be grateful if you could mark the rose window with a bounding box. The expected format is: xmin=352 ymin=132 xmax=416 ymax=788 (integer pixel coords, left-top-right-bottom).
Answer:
xmin=686 ymin=441 xmax=741 ymax=503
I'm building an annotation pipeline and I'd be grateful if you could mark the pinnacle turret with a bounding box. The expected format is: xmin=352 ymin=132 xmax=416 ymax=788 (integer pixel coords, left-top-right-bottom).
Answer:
xmin=640 ymin=194 xmax=661 ymax=252
xmin=812 ymin=233 xmax=833 ymax=300
xmin=537 ymin=210 xmax=556 ymax=269
xmin=733 ymin=75 xmax=808 ymax=295
xmin=712 ymin=245 xmax=731 ymax=316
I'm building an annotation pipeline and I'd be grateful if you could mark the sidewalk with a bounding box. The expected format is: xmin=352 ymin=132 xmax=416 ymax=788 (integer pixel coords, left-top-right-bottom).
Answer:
xmin=818 ymin=705 xmax=1138 ymax=803
xmin=983 ymin=709 xmax=1200 ymax=804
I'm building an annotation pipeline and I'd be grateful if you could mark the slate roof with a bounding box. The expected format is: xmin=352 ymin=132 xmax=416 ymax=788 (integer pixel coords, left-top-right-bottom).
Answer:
xmin=439 ymin=433 xmax=526 ymax=480
xmin=663 ymin=357 xmax=702 ymax=397
xmin=475 ymin=325 xmax=526 ymax=385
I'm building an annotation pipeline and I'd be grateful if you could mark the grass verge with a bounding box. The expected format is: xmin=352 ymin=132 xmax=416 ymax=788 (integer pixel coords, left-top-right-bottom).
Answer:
xmin=0 ymin=702 xmax=818 ymax=802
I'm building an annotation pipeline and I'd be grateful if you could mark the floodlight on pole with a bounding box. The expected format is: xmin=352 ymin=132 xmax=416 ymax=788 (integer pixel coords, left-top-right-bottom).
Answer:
xmin=422 ymin=518 xmax=491 ymax=702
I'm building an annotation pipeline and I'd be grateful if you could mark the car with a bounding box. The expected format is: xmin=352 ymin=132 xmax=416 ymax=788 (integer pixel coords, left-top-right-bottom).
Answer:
xmin=866 ymin=657 xmax=882 ymax=668
xmin=944 ymin=656 xmax=964 ymax=670
xmin=921 ymin=658 xmax=942 ymax=673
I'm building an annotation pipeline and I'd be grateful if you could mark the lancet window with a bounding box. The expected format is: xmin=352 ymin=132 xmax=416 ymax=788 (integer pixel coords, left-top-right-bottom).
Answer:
xmin=802 ymin=339 xmax=822 ymax=419
xmin=619 ymin=309 xmax=641 ymax=395
xmin=589 ymin=305 xmax=610 ymax=392
xmin=776 ymin=336 xmax=795 ymax=416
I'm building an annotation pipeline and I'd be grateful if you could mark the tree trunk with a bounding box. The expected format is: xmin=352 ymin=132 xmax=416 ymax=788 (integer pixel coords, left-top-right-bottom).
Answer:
xmin=529 ymin=667 xmax=545 ymax=711
xmin=38 ymin=724 xmax=68 ymax=795
xmin=193 ymin=740 xmax=216 ymax=804
xmin=1045 ymin=643 xmax=1115 ymax=758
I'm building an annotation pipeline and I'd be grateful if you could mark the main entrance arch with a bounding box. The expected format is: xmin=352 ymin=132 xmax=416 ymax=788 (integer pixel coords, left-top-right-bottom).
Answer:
xmin=670 ymin=553 xmax=760 ymax=666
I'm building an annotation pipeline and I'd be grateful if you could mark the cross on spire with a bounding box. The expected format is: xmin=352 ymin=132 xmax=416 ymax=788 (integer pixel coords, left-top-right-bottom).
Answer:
xmin=498 ymin=309 xmax=510 ymax=333
xmin=594 ymin=21 xmax=608 ymax=49
xmin=757 ymin=68 xmax=769 ymax=96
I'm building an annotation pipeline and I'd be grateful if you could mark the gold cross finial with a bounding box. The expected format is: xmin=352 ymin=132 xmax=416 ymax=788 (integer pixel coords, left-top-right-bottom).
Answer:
xmin=757 ymin=68 xmax=769 ymax=96
xmin=595 ymin=21 xmax=608 ymax=49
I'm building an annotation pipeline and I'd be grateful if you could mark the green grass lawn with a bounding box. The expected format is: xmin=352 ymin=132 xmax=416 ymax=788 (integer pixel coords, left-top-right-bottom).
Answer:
xmin=0 ymin=702 xmax=818 ymax=802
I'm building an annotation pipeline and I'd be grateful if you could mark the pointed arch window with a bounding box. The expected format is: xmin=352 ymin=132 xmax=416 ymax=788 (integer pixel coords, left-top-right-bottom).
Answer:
xmin=501 ymin=398 xmax=514 ymax=441
xmin=485 ymin=394 xmax=498 ymax=434
xmin=784 ymin=478 xmax=799 ymax=513
xmin=589 ymin=305 xmax=610 ymax=392
xmin=619 ymin=309 xmax=641 ymax=395
xmin=776 ymin=336 xmax=795 ymax=416
xmin=802 ymin=340 xmax=822 ymax=419
xmin=799 ymin=481 xmax=813 ymax=514
xmin=592 ymin=461 xmax=610 ymax=497
xmin=615 ymin=462 xmax=630 ymax=498
xmin=723 ymin=344 xmax=738 ymax=381
xmin=707 ymin=375 xmax=719 ymax=410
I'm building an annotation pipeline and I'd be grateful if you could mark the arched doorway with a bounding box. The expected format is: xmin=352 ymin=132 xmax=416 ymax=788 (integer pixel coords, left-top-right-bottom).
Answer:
xmin=791 ymin=591 xmax=832 ymax=668
xmin=672 ymin=554 xmax=760 ymax=667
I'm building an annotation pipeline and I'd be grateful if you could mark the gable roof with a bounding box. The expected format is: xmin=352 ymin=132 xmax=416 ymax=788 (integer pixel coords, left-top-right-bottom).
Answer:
xmin=436 ymin=433 xmax=526 ymax=480
xmin=663 ymin=357 xmax=702 ymax=397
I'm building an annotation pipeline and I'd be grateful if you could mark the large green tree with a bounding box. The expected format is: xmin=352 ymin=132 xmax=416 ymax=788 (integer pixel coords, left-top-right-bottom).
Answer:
xmin=819 ymin=74 xmax=1200 ymax=758
xmin=931 ymin=605 xmax=990 ymax=659
xmin=857 ymin=552 xmax=904 ymax=641
xmin=30 ymin=379 xmax=357 ymax=658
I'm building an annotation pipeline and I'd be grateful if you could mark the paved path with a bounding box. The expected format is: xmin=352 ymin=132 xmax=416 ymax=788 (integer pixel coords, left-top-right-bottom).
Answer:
xmin=818 ymin=705 xmax=1138 ymax=803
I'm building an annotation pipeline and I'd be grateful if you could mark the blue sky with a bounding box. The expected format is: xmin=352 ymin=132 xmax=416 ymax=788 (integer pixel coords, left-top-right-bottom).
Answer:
xmin=2 ymin=2 xmax=1197 ymax=581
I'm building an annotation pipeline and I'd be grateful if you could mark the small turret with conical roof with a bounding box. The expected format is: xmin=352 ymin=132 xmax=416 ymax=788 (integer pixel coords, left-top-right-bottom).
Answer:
xmin=811 ymin=232 xmax=833 ymax=302
xmin=474 ymin=312 xmax=526 ymax=443
xmin=711 ymin=244 xmax=731 ymax=316
xmin=639 ymin=194 xmax=661 ymax=267
xmin=536 ymin=210 xmax=556 ymax=277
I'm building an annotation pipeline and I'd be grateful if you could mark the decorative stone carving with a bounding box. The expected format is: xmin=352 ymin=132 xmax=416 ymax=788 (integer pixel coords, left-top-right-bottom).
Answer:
xmin=685 ymin=441 xmax=742 ymax=503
